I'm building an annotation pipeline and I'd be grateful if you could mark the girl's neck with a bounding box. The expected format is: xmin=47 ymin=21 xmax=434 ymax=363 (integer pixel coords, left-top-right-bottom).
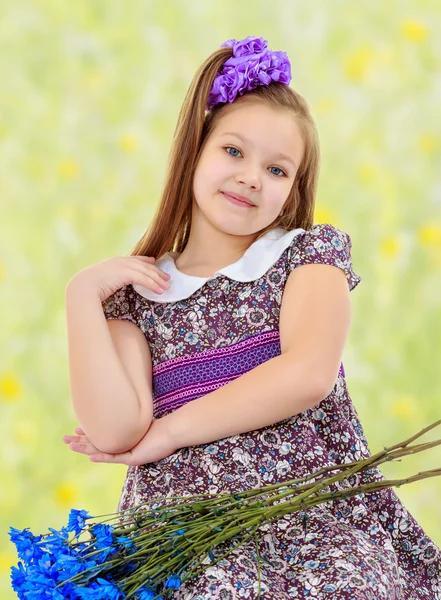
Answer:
xmin=174 ymin=254 xmax=241 ymax=279
xmin=176 ymin=210 xmax=261 ymax=277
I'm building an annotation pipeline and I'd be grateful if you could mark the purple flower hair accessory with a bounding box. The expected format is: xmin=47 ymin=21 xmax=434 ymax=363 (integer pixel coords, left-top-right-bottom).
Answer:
xmin=206 ymin=36 xmax=292 ymax=111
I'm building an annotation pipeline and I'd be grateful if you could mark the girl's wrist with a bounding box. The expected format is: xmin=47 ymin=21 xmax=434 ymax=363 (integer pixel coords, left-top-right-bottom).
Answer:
xmin=158 ymin=412 xmax=182 ymax=453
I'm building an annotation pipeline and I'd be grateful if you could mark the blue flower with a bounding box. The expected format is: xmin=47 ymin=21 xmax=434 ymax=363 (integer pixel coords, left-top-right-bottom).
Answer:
xmin=44 ymin=526 xmax=70 ymax=551
xmin=165 ymin=574 xmax=181 ymax=589
xmin=9 ymin=561 xmax=27 ymax=595
xmin=138 ymin=589 xmax=155 ymax=600
xmin=67 ymin=508 xmax=92 ymax=536
xmin=115 ymin=535 xmax=134 ymax=550
xmin=75 ymin=576 xmax=126 ymax=599
xmin=137 ymin=587 xmax=163 ymax=600
xmin=90 ymin=523 xmax=116 ymax=561
xmin=8 ymin=527 xmax=44 ymax=563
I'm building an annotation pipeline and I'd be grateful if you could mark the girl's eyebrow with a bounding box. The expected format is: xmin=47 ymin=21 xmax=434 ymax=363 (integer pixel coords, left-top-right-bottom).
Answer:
xmin=219 ymin=131 xmax=297 ymax=168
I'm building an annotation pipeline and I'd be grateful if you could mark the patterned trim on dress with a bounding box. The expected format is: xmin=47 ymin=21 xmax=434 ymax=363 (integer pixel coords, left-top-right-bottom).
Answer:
xmin=152 ymin=329 xmax=345 ymax=419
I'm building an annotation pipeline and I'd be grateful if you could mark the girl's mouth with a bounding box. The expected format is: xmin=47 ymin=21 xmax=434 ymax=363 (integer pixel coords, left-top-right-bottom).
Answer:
xmin=222 ymin=192 xmax=255 ymax=208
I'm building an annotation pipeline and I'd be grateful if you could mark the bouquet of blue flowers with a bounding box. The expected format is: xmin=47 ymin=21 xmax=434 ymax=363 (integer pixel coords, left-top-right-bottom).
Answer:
xmin=9 ymin=420 xmax=441 ymax=600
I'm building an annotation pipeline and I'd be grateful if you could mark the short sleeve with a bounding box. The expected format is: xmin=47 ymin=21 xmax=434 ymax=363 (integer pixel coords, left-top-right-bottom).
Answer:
xmin=101 ymin=284 xmax=139 ymax=325
xmin=286 ymin=223 xmax=362 ymax=292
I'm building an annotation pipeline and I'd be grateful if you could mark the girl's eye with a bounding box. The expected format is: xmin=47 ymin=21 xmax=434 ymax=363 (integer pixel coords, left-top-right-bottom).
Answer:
xmin=224 ymin=146 xmax=287 ymax=177
xmin=269 ymin=166 xmax=285 ymax=177
xmin=225 ymin=146 xmax=241 ymax=158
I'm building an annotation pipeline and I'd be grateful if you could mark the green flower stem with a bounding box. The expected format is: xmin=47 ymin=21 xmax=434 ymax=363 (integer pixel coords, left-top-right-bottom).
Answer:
xmin=122 ymin=510 xmax=266 ymax=592
xmin=181 ymin=519 xmax=265 ymax=583
xmin=54 ymin=419 xmax=441 ymax=596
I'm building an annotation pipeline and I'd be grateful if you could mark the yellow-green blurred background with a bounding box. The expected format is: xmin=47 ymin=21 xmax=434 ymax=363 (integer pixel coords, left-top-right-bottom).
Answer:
xmin=1 ymin=1 xmax=440 ymax=597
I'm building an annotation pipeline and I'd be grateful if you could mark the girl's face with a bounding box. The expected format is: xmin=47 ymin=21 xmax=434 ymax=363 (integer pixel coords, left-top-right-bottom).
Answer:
xmin=192 ymin=101 xmax=305 ymax=236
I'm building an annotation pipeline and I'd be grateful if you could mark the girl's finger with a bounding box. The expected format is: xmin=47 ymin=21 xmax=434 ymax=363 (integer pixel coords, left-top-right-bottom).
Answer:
xmin=89 ymin=454 xmax=112 ymax=462
xmin=68 ymin=438 xmax=118 ymax=458
xmin=63 ymin=434 xmax=88 ymax=444
xmin=136 ymin=256 xmax=156 ymax=262
xmin=89 ymin=453 xmax=122 ymax=464
xmin=69 ymin=442 xmax=102 ymax=455
xmin=69 ymin=443 xmax=93 ymax=454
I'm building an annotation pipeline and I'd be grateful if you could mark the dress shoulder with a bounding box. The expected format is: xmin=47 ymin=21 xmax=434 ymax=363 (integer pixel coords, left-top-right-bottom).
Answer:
xmin=286 ymin=222 xmax=362 ymax=292
xmin=101 ymin=284 xmax=139 ymax=325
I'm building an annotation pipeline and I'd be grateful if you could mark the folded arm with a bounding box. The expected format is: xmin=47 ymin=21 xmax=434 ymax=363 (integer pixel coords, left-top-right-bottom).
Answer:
xmin=162 ymin=263 xmax=352 ymax=448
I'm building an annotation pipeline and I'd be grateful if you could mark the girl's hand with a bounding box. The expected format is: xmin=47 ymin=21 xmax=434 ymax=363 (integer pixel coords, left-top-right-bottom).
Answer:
xmin=62 ymin=419 xmax=178 ymax=466
xmin=66 ymin=254 xmax=171 ymax=303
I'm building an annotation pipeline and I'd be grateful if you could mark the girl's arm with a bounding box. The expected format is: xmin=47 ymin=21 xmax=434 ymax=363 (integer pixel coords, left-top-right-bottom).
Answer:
xmin=162 ymin=352 xmax=325 ymax=448
xmin=162 ymin=263 xmax=351 ymax=448
xmin=65 ymin=280 xmax=153 ymax=455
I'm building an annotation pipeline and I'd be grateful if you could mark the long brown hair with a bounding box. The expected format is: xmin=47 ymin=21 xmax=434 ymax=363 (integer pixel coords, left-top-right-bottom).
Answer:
xmin=128 ymin=45 xmax=320 ymax=259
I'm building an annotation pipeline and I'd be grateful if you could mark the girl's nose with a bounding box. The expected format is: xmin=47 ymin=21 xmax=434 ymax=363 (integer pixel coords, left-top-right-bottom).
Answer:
xmin=236 ymin=174 xmax=260 ymax=190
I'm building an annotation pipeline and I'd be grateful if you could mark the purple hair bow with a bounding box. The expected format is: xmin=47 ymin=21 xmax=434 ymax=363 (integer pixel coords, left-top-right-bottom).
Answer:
xmin=206 ymin=36 xmax=292 ymax=111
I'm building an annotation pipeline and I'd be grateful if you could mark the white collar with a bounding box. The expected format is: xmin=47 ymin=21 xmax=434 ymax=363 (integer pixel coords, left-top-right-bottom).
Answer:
xmin=133 ymin=226 xmax=306 ymax=303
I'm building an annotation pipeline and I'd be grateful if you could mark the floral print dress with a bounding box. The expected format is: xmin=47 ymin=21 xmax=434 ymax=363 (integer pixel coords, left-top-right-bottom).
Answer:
xmin=102 ymin=223 xmax=441 ymax=599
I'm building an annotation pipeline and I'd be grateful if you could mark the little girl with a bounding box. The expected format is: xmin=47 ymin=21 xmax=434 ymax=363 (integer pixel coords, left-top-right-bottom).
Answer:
xmin=64 ymin=36 xmax=441 ymax=599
